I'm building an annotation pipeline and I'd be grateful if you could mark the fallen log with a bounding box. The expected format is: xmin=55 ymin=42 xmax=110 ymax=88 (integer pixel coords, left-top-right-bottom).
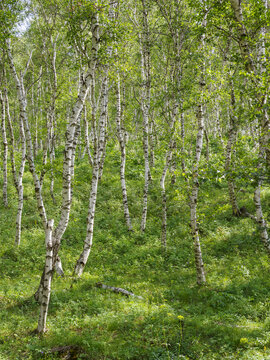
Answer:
xmin=95 ymin=282 xmax=143 ymax=299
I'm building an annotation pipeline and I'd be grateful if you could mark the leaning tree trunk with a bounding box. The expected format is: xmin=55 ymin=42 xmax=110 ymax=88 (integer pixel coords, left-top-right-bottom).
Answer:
xmin=74 ymin=72 xmax=108 ymax=277
xmin=73 ymin=2 xmax=116 ymax=276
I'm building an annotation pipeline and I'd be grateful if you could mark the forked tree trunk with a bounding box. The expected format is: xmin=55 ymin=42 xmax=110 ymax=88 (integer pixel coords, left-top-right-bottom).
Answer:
xmin=74 ymin=3 xmax=116 ymax=276
xmin=74 ymin=73 xmax=108 ymax=277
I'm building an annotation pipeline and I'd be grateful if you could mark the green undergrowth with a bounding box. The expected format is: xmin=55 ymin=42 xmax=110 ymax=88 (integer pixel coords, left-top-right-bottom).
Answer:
xmin=0 ymin=143 xmax=270 ymax=359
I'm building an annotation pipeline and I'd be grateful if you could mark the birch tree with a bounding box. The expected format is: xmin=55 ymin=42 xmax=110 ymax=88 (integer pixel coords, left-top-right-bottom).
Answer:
xmin=139 ymin=0 xmax=151 ymax=232
xmin=115 ymin=75 xmax=133 ymax=231
xmin=74 ymin=2 xmax=116 ymax=276
xmin=4 ymin=81 xmax=26 ymax=245
xmin=229 ymin=0 xmax=270 ymax=254
xmin=0 ymin=84 xmax=8 ymax=208
xmin=189 ymin=8 xmax=207 ymax=285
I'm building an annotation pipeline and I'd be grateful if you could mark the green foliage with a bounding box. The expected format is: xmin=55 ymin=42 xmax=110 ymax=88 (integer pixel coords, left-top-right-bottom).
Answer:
xmin=1 ymin=144 xmax=270 ymax=359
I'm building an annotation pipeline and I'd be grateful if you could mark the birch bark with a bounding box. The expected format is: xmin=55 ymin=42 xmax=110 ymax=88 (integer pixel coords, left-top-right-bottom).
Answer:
xmin=140 ymin=0 xmax=151 ymax=232
xmin=225 ymin=81 xmax=240 ymax=216
xmin=37 ymin=219 xmax=54 ymax=334
xmin=116 ymin=75 xmax=133 ymax=231
xmin=7 ymin=43 xmax=48 ymax=228
xmin=229 ymin=0 xmax=270 ymax=252
xmin=83 ymin=105 xmax=93 ymax=166
xmin=0 ymin=90 xmax=8 ymax=207
xmin=189 ymin=11 xmax=207 ymax=285
xmin=74 ymin=4 xmax=115 ymax=276
xmin=190 ymin=103 xmax=206 ymax=285
xmin=5 ymin=86 xmax=26 ymax=245
xmin=74 ymin=72 xmax=109 ymax=276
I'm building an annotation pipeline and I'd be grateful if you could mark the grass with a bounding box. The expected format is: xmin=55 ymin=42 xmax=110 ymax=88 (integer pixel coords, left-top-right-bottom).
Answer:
xmin=0 ymin=142 xmax=270 ymax=359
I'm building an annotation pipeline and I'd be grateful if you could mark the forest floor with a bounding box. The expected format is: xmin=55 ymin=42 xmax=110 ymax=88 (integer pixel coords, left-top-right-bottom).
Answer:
xmin=0 ymin=144 xmax=270 ymax=360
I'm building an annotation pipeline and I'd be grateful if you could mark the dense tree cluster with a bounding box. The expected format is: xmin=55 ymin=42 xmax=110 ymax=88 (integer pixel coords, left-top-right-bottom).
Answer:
xmin=0 ymin=0 xmax=269 ymax=334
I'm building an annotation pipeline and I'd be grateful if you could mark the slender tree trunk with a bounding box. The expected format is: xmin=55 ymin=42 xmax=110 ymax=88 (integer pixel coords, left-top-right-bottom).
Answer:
xmin=149 ymin=118 xmax=155 ymax=168
xmin=0 ymin=91 xmax=8 ymax=207
xmin=190 ymin=104 xmax=206 ymax=285
xmin=83 ymin=105 xmax=93 ymax=165
xmin=225 ymin=81 xmax=240 ymax=216
xmin=15 ymin=118 xmax=26 ymax=245
xmin=180 ymin=105 xmax=186 ymax=175
xmin=160 ymin=143 xmax=174 ymax=247
xmin=37 ymin=219 xmax=54 ymax=333
xmin=74 ymin=72 xmax=108 ymax=276
xmin=204 ymin=129 xmax=210 ymax=164
xmin=4 ymin=85 xmax=26 ymax=245
xmin=7 ymin=43 xmax=48 ymax=227
xmin=74 ymin=77 xmax=99 ymax=277
xmin=73 ymin=2 xmax=116 ymax=276
xmin=254 ymin=179 xmax=270 ymax=256
xmin=116 ymin=76 xmax=133 ymax=231
xmin=140 ymin=0 xmax=151 ymax=232
xmin=189 ymin=12 xmax=207 ymax=285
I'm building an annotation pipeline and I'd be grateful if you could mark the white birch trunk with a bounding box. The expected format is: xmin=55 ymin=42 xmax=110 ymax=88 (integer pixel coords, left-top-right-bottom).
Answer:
xmin=7 ymin=42 xmax=48 ymax=228
xmin=254 ymin=178 xmax=270 ymax=256
xmin=74 ymin=3 xmax=116 ymax=276
xmin=0 ymin=91 xmax=8 ymax=207
xmin=74 ymin=75 xmax=99 ymax=276
xmin=140 ymin=0 xmax=151 ymax=232
xmin=225 ymin=81 xmax=240 ymax=216
xmin=160 ymin=94 xmax=178 ymax=246
xmin=149 ymin=119 xmax=155 ymax=168
xmin=189 ymin=12 xmax=207 ymax=284
xmin=180 ymin=105 xmax=186 ymax=175
xmin=74 ymin=72 xmax=108 ymax=276
xmin=4 ymin=86 xmax=25 ymax=245
xmin=160 ymin=145 xmax=173 ymax=247
xmin=83 ymin=105 xmax=93 ymax=166
xmin=37 ymin=219 xmax=54 ymax=333
xmin=229 ymin=0 xmax=254 ymax=72
xmin=116 ymin=75 xmax=133 ymax=231
xmin=53 ymin=13 xmax=99 ymax=247
xmin=190 ymin=104 xmax=206 ymax=285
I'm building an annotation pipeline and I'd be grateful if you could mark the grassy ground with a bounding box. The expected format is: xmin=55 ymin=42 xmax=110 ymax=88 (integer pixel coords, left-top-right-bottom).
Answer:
xmin=0 ymin=143 xmax=270 ymax=359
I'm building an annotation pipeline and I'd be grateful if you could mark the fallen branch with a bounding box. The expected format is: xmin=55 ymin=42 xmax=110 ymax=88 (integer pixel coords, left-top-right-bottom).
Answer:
xmin=239 ymin=206 xmax=256 ymax=221
xmin=95 ymin=282 xmax=143 ymax=299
